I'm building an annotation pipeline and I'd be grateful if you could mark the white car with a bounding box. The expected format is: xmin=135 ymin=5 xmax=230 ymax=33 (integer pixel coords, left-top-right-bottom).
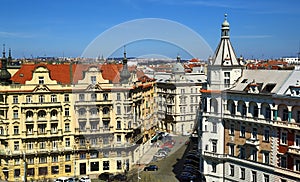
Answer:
xmin=80 ymin=176 xmax=91 ymax=182
xmin=55 ymin=177 xmax=69 ymax=182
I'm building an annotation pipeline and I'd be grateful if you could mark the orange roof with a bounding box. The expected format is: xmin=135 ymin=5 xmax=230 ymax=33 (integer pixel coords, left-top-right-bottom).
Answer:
xmin=11 ymin=63 xmax=125 ymax=84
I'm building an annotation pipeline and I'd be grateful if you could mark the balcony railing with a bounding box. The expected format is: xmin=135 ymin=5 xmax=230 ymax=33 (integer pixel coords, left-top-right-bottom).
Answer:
xmin=288 ymin=146 xmax=300 ymax=155
xmin=245 ymin=138 xmax=260 ymax=146
xmin=203 ymin=151 xmax=227 ymax=159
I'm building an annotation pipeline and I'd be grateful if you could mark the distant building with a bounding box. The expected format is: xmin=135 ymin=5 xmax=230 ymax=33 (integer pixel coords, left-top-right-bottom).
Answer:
xmin=146 ymin=56 xmax=205 ymax=135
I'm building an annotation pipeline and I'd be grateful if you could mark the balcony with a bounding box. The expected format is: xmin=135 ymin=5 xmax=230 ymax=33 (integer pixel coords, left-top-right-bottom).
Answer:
xmin=288 ymin=146 xmax=300 ymax=156
xmin=203 ymin=151 xmax=227 ymax=160
xmin=245 ymin=138 xmax=260 ymax=146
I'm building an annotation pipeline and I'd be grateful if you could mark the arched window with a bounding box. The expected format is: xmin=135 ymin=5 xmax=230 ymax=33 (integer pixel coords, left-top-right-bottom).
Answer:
xmin=227 ymin=100 xmax=235 ymax=115
xmin=37 ymin=110 xmax=46 ymax=118
xmin=90 ymin=108 xmax=99 ymax=116
xmin=26 ymin=111 xmax=34 ymax=119
xmin=50 ymin=110 xmax=58 ymax=117
xmin=103 ymin=107 xmax=110 ymax=115
xmin=78 ymin=108 xmax=86 ymax=116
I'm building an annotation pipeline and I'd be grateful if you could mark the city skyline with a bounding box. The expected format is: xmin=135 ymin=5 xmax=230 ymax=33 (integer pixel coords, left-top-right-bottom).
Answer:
xmin=1 ymin=0 xmax=300 ymax=59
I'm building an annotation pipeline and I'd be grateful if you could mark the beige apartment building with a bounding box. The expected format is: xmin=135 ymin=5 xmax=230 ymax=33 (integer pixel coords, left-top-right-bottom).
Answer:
xmin=0 ymin=52 xmax=156 ymax=181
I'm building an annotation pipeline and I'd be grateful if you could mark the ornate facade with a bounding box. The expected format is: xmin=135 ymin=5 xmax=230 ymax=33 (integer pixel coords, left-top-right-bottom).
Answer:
xmin=0 ymin=52 xmax=156 ymax=181
xmin=199 ymin=15 xmax=300 ymax=182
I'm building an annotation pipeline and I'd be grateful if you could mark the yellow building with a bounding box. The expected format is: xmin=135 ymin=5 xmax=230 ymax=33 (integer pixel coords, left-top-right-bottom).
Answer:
xmin=0 ymin=51 xmax=156 ymax=181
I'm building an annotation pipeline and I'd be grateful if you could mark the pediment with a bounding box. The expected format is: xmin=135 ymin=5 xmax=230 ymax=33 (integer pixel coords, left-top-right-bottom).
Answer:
xmin=86 ymin=84 xmax=103 ymax=91
xmin=32 ymin=85 xmax=51 ymax=92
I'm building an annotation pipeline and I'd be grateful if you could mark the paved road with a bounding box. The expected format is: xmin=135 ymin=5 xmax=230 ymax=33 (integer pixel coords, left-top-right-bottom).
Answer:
xmin=127 ymin=134 xmax=190 ymax=182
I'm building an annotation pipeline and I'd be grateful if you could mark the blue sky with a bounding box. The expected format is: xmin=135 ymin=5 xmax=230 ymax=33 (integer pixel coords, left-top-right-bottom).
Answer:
xmin=1 ymin=0 xmax=300 ymax=59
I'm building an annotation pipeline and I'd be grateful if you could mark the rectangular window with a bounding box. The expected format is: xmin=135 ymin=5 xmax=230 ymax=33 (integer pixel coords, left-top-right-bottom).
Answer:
xmin=240 ymin=126 xmax=245 ymax=138
xmin=229 ymin=145 xmax=234 ymax=156
xmin=39 ymin=95 xmax=45 ymax=103
xmin=39 ymin=157 xmax=47 ymax=164
xmin=296 ymin=135 xmax=300 ymax=147
xmin=91 ymin=93 xmax=96 ymax=101
xmin=27 ymin=142 xmax=34 ymax=150
xmin=264 ymin=152 xmax=270 ymax=164
xmin=103 ymin=161 xmax=110 ymax=170
xmin=252 ymin=128 xmax=257 ymax=139
xmin=181 ymin=89 xmax=185 ymax=94
xmin=65 ymin=165 xmax=71 ymax=173
xmin=65 ymin=154 xmax=71 ymax=161
xmin=212 ymin=122 xmax=217 ymax=133
xmin=103 ymin=93 xmax=108 ymax=101
xmin=65 ymin=138 xmax=70 ymax=147
xmin=39 ymin=167 xmax=48 ymax=175
xmin=230 ymin=165 xmax=234 ymax=176
xmin=251 ymin=149 xmax=257 ymax=161
xmin=27 ymin=158 xmax=34 ymax=164
xmin=91 ymin=76 xmax=96 ymax=84
xmin=281 ymin=156 xmax=287 ymax=168
xmin=38 ymin=76 xmax=44 ymax=84
xmin=65 ymin=108 xmax=70 ymax=116
xmin=117 ymin=93 xmax=121 ymax=101
xmin=65 ymin=123 xmax=70 ymax=132
xmin=264 ymin=129 xmax=270 ymax=142
xmin=13 ymin=96 xmax=18 ymax=104
xmin=240 ymin=168 xmax=246 ymax=179
xmin=117 ymin=135 xmax=121 ymax=143
xmin=14 ymin=126 xmax=19 ymax=134
xmin=13 ymin=110 xmax=18 ymax=119
xmin=117 ymin=106 xmax=121 ymax=115
xmin=14 ymin=141 xmax=19 ymax=151
xmin=51 ymin=166 xmax=59 ymax=174
xmin=64 ymin=94 xmax=69 ymax=102
xmin=117 ymin=160 xmax=122 ymax=170
xmin=14 ymin=169 xmax=20 ymax=178
xmin=80 ymin=153 xmax=86 ymax=159
xmin=40 ymin=141 xmax=46 ymax=149
xmin=91 ymin=161 xmax=99 ymax=171
xmin=51 ymin=95 xmax=57 ymax=102
xmin=281 ymin=132 xmax=287 ymax=145
xmin=79 ymin=94 xmax=85 ymax=101
xmin=264 ymin=174 xmax=269 ymax=182
xmin=295 ymin=159 xmax=300 ymax=171
xmin=252 ymin=171 xmax=257 ymax=182
xmin=52 ymin=156 xmax=58 ymax=162
xmin=230 ymin=124 xmax=235 ymax=135
xmin=212 ymin=140 xmax=217 ymax=153
xmin=26 ymin=95 xmax=32 ymax=103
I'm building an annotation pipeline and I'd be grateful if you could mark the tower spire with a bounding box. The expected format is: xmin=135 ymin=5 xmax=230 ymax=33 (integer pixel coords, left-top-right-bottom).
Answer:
xmin=221 ymin=13 xmax=230 ymax=38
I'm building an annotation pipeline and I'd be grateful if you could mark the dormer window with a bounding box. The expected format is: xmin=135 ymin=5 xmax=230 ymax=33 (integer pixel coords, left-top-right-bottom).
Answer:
xmin=91 ymin=76 xmax=96 ymax=84
xmin=38 ymin=76 xmax=44 ymax=85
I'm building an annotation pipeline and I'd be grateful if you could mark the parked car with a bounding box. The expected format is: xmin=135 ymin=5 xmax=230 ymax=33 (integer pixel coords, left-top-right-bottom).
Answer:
xmin=162 ymin=147 xmax=171 ymax=153
xmin=144 ymin=165 xmax=158 ymax=171
xmin=98 ymin=172 xmax=114 ymax=181
xmin=158 ymin=148 xmax=169 ymax=154
xmin=156 ymin=150 xmax=168 ymax=156
xmin=114 ymin=173 xmax=127 ymax=181
xmin=55 ymin=177 xmax=69 ymax=182
xmin=68 ymin=177 xmax=80 ymax=182
xmin=79 ymin=176 xmax=91 ymax=182
xmin=154 ymin=152 xmax=167 ymax=158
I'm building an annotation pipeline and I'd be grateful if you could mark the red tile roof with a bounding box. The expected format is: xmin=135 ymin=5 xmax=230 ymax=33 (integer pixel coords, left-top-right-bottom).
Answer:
xmin=11 ymin=63 xmax=153 ymax=84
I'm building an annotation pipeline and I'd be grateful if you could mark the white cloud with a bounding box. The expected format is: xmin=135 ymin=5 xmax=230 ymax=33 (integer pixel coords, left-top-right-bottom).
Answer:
xmin=0 ymin=31 xmax=34 ymax=38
